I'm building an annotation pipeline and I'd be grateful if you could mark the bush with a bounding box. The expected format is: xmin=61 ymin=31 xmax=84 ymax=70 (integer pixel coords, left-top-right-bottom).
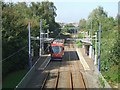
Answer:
xmin=76 ymin=41 xmax=82 ymax=48
xmin=78 ymin=33 xmax=84 ymax=38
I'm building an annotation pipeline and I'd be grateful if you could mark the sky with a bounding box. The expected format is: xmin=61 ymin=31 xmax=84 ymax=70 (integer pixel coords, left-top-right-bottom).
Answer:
xmin=3 ymin=0 xmax=119 ymax=23
xmin=54 ymin=2 xmax=118 ymax=23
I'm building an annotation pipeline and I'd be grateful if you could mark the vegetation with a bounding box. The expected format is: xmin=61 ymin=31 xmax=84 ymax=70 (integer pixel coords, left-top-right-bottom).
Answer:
xmin=78 ymin=33 xmax=84 ymax=38
xmin=78 ymin=6 xmax=119 ymax=87
xmin=2 ymin=69 xmax=27 ymax=88
xmin=76 ymin=41 xmax=82 ymax=48
xmin=99 ymin=76 xmax=105 ymax=88
xmin=79 ymin=19 xmax=86 ymax=31
xmin=62 ymin=23 xmax=76 ymax=34
xmin=2 ymin=1 xmax=119 ymax=89
xmin=2 ymin=1 xmax=60 ymax=88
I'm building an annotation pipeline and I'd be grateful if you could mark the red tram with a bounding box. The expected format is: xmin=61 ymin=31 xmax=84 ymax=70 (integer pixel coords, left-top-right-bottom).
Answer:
xmin=49 ymin=39 xmax=64 ymax=60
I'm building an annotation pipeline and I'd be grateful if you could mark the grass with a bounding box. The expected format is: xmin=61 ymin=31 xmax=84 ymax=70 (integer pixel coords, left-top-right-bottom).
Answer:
xmin=98 ymin=76 xmax=105 ymax=88
xmin=102 ymin=65 xmax=119 ymax=88
xmin=2 ymin=69 xmax=27 ymax=89
xmin=100 ymin=29 xmax=119 ymax=88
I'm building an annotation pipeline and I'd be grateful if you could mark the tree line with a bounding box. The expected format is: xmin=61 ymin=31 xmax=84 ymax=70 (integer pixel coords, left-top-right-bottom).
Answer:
xmin=2 ymin=1 xmax=60 ymax=78
xmin=79 ymin=6 xmax=119 ymax=87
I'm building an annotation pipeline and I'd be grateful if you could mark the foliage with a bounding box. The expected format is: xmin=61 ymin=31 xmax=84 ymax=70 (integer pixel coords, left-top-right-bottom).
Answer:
xmin=79 ymin=6 xmax=119 ymax=87
xmin=79 ymin=19 xmax=86 ymax=31
xmin=63 ymin=23 xmax=75 ymax=33
xmin=98 ymin=76 xmax=105 ymax=88
xmin=87 ymin=6 xmax=108 ymax=33
xmin=76 ymin=41 xmax=82 ymax=48
xmin=78 ymin=33 xmax=84 ymax=38
xmin=2 ymin=2 xmax=29 ymax=77
xmin=3 ymin=69 xmax=27 ymax=88
xmin=103 ymin=65 xmax=118 ymax=87
xmin=2 ymin=1 xmax=60 ymax=79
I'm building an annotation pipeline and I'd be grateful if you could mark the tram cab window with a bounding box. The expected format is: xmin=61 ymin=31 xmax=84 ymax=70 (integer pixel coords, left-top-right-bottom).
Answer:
xmin=51 ymin=46 xmax=62 ymax=53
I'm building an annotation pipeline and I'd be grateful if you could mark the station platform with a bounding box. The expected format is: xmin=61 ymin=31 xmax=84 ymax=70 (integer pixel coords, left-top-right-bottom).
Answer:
xmin=75 ymin=45 xmax=111 ymax=88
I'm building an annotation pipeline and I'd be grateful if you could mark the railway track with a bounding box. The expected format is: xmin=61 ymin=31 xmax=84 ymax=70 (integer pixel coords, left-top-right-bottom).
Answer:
xmin=24 ymin=41 xmax=87 ymax=89
xmin=40 ymin=71 xmax=86 ymax=89
xmin=19 ymin=40 xmax=101 ymax=89
xmin=39 ymin=42 xmax=86 ymax=89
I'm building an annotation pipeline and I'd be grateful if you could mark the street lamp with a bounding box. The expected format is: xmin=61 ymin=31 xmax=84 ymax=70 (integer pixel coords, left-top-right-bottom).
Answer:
xmin=94 ymin=32 xmax=98 ymax=65
xmin=98 ymin=23 xmax=102 ymax=72
xmin=39 ymin=19 xmax=42 ymax=56
xmin=28 ymin=22 xmax=32 ymax=69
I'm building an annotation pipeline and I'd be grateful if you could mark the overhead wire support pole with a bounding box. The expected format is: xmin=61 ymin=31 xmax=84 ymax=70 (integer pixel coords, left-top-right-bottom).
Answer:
xmin=28 ymin=22 xmax=32 ymax=69
xmin=94 ymin=32 xmax=97 ymax=65
xmin=89 ymin=19 xmax=93 ymax=59
xmin=98 ymin=23 xmax=101 ymax=72
xmin=40 ymin=19 xmax=42 ymax=56
xmin=86 ymin=21 xmax=87 ymax=31
xmin=91 ymin=19 xmax=92 ymax=42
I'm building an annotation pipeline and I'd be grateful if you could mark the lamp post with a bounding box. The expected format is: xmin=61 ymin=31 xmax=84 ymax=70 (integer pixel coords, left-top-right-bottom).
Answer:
xmin=39 ymin=19 xmax=42 ymax=56
xmin=94 ymin=32 xmax=97 ymax=65
xmin=89 ymin=19 xmax=92 ymax=41
xmin=98 ymin=23 xmax=102 ymax=71
xmin=28 ymin=22 xmax=32 ymax=69
xmin=89 ymin=19 xmax=93 ymax=59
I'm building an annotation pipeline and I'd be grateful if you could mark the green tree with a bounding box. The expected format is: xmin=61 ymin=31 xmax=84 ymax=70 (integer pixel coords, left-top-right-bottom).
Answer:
xmin=29 ymin=1 xmax=60 ymax=36
xmin=2 ymin=1 xmax=59 ymax=78
xmin=77 ymin=5 xmax=119 ymax=86
xmin=2 ymin=2 xmax=29 ymax=77
xmin=63 ymin=23 xmax=75 ymax=33
xmin=88 ymin=6 xmax=107 ymax=32
xmin=79 ymin=19 xmax=86 ymax=31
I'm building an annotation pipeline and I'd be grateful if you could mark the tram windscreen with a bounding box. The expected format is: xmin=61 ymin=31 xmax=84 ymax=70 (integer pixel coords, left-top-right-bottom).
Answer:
xmin=51 ymin=46 xmax=62 ymax=53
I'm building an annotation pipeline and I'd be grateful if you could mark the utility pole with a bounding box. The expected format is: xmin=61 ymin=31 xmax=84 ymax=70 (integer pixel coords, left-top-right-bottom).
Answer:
xmin=39 ymin=19 xmax=42 ymax=56
xmin=89 ymin=19 xmax=93 ymax=59
xmin=98 ymin=23 xmax=102 ymax=71
xmin=94 ymin=32 xmax=97 ymax=65
xmin=86 ymin=21 xmax=88 ymax=36
xmin=90 ymin=19 xmax=92 ymax=41
xmin=28 ymin=22 xmax=32 ymax=69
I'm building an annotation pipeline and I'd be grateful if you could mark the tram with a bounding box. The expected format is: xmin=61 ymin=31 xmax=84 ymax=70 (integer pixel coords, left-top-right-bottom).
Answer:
xmin=49 ymin=39 xmax=64 ymax=60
